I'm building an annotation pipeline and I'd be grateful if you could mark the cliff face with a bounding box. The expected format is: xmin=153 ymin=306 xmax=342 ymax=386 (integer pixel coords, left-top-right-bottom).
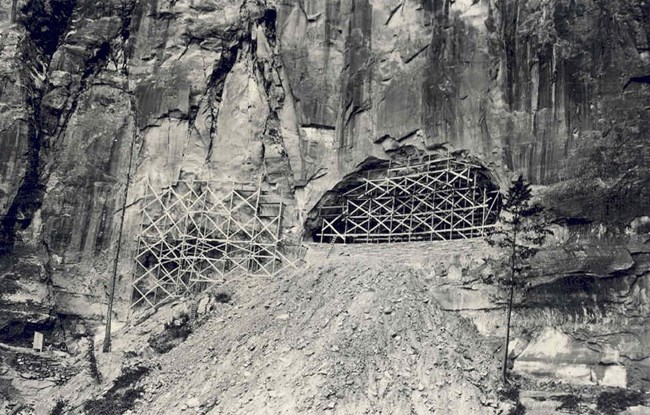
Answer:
xmin=0 ymin=0 xmax=648 ymax=386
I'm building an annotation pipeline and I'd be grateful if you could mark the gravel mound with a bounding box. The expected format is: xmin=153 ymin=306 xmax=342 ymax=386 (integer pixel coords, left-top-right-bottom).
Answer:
xmin=132 ymin=258 xmax=502 ymax=414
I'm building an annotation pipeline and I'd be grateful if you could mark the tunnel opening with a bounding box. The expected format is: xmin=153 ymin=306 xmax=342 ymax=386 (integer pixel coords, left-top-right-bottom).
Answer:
xmin=305 ymin=153 xmax=501 ymax=243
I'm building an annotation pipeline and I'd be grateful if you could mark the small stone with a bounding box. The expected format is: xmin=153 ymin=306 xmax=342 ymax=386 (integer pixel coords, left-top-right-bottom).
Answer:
xmin=599 ymin=348 xmax=620 ymax=365
xmin=186 ymin=397 xmax=200 ymax=408
xmin=197 ymin=297 xmax=210 ymax=315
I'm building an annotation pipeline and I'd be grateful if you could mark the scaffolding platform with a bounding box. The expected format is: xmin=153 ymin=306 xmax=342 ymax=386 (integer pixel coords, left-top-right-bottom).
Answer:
xmin=131 ymin=180 xmax=301 ymax=309
xmin=315 ymin=155 xmax=501 ymax=243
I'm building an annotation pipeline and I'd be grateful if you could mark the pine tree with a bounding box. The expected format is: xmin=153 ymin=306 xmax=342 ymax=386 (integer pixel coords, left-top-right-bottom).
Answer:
xmin=487 ymin=175 xmax=552 ymax=385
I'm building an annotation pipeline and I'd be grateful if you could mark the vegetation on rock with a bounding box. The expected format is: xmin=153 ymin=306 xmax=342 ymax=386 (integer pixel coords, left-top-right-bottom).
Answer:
xmin=85 ymin=335 xmax=102 ymax=384
xmin=48 ymin=399 xmax=67 ymax=415
xmin=488 ymin=176 xmax=553 ymax=384
xmin=596 ymin=389 xmax=648 ymax=415
xmin=147 ymin=310 xmax=192 ymax=354
xmin=82 ymin=365 xmax=149 ymax=415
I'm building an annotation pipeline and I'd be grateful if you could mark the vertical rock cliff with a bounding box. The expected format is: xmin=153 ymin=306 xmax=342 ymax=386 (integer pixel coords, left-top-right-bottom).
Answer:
xmin=0 ymin=0 xmax=648 ymax=392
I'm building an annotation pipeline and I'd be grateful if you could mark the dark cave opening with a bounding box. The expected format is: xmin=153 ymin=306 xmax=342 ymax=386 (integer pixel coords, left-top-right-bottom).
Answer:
xmin=0 ymin=312 xmax=90 ymax=350
xmin=305 ymin=154 xmax=501 ymax=243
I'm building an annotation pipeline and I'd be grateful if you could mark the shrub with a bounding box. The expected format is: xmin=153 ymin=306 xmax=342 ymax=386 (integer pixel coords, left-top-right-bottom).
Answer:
xmin=554 ymin=394 xmax=581 ymax=412
xmin=148 ymin=312 xmax=192 ymax=354
xmin=596 ymin=389 xmax=647 ymax=415
xmin=213 ymin=292 xmax=231 ymax=303
xmin=49 ymin=399 xmax=67 ymax=415
xmin=498 ymin=384 xmax=526 ymax=415
xmin=110 ymin=365 xmax=150 ymax=393
xmin=82 ymin=365 xmax=150 ymax=415
xmin=85 ymin=336 xmax=102 ymax=383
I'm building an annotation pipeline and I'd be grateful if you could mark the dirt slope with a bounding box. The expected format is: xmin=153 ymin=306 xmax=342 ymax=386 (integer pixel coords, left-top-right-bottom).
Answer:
xmin=119 ymin=256 xmax=502 ymax=415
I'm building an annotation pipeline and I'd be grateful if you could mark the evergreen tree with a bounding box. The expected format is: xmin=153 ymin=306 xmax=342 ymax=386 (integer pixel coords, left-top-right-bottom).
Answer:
xmin=487 ymin=175 xmax=552 ymax=384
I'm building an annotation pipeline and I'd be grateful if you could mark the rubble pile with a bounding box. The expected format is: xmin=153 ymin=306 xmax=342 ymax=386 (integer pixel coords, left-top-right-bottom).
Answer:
xmin=2 ymin=345 xmax=76 ymax=382
xmin=118 ymin=258 xmax=503 ymax=414
xmin=10 ymin=351 xmax=76 ymax=384
xmin=0 ymin=344 xmax=78 ymax=413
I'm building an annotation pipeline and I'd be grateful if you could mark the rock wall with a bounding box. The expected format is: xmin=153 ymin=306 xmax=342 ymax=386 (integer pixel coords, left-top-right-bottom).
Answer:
xmin=0 ymin=0 xmax=648 ymax=350
xmin=459 ymin=225 xmax=650 ymax=390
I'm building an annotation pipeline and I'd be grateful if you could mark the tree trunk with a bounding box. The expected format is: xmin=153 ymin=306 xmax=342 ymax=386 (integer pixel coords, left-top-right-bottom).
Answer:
xmin=502 ymin=282 xmax=514 ymax=384
xmin=502 ymin=222 xmax=517 ymax=384
xmin=102 ymin=126 xmax=136 ymax=353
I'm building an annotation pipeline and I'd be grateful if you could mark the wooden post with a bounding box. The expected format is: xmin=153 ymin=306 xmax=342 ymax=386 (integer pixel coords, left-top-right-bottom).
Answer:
xmin=190 ymin=182 xmax=208 ymax=290
xmin=471 ymin=171 xmax=476 ymax=237
xmin=482 ymin=187 xmax=487 ymax=236
xmin=319 ymin=207 xmax=323 ymax=243
xmin=249 ymin=186 xmax=262 ymax=273
xmin=33 ymin=332 xmax=44 ymax=352
xmin=178 ymin=179 xmax=192 ymax=293
xmin=449 ymin=189 xmax=454 ymax=240
xmin=225 ymin=189 xmax=234 ymax=271
xmin=389 ymin=196 xmax=395 ymax=243
xmin=366 ymin=198 xmax=372 ymax=243
xmin=408 ymin=194 xmax=414 ymax=242
xmin=273 ymin=202 xmax=283 ymax=275
xmin=156 ymin=187 xmax=174 ymax=303
xmin=430 ymin=180 xmax=435 ymax=242
xmin=343 ymin=202 xmax=349 ymax=244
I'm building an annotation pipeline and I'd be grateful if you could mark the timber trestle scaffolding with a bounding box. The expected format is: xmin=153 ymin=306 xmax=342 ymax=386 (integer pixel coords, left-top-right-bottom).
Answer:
xmin=316 ymin=155 xmax=501 ymax=243
xmin=131 ymin=180 xmax=301 ymax=309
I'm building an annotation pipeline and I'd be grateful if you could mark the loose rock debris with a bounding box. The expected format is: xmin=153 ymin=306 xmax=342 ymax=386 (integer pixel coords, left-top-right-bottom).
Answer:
xmin=126 ymin=260 xmax=504 ymax=414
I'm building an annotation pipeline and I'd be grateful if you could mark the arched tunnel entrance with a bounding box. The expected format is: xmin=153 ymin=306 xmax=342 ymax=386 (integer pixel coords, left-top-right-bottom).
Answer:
xmin=305 ymin=154 xmax=501 ymax=243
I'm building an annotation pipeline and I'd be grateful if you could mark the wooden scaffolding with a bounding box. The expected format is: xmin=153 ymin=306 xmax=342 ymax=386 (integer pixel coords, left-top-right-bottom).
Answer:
xmin=131 ymin=180 xmax=299 ymax=309
xmin=315 ymin=155 xmax=501 ymax=243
